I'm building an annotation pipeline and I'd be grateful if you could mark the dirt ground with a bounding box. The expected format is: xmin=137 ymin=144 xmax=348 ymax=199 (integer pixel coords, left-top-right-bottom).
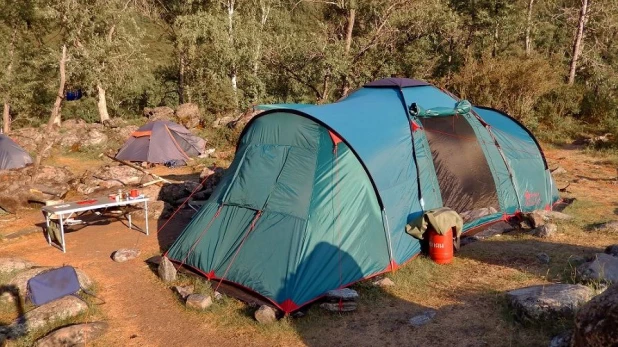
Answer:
xmin=1 ymin=145 xmax=617 ymax=347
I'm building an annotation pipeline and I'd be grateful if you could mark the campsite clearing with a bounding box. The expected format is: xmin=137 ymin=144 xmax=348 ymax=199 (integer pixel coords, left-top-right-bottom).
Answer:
xmin=0 ymin=145 xmax=617 ymax=347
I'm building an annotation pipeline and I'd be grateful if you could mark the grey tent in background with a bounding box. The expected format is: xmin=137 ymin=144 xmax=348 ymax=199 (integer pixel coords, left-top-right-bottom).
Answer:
xmin=115 ymin=120 xmax=206 ymax=164
xmin=0 ymin=134 xmax=33 ymax=170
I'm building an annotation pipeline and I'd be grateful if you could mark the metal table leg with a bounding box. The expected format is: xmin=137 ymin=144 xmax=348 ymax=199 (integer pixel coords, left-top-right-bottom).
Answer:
xmin=45 ymin=212 xmax=51 ymax=245
xmin=128 ymin=212 xmax=132 ymax=230
xmin=144 ymin=200 xmax=149 ymax=236
xmin=59 ymin=213 xmax=66 ymax=253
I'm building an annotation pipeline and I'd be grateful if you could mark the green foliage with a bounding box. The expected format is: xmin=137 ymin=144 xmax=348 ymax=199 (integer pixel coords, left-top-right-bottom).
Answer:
xmin=0 ymin=0 xmax=616 ymax=147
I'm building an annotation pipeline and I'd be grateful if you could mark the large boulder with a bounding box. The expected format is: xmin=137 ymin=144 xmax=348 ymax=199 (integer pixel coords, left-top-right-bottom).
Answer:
xmin=175 ymin=103 xmax=201 ymax=129
xmin=573 ymin=282 xmax=618 ymax=346
xmin=506 ymin=284 xmax=594 ymax=323
xmin=35 ymin=322 xmax=108 ymax=347
xmin=594 ymin=221 xmax=618 ymax=233
xmin=11 ymin=127 xmax=45 ymax=152
xmin=82 ymin=128 xmax=108 ymax=147
xmin=0 ymin=165 xmax=74 ymax=213
xmin=158 ymin=257 xmax=177 ymax=282
xmin=0 ymin=258 xmax=35 ymax=274
xmin=577 ymin=253 xmax=618 ymax=284
xmin=144 ymin=106 xmax=174 ymax=122
xmin=8 ymin=267 xmax=93 ymax=299
xmin=17 ymin=295 xmax=89 ymax=332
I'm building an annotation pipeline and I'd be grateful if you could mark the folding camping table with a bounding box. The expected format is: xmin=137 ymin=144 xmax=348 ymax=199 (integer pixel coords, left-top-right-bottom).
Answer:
xmin=41 ymin=196 xmax=149 ymax=253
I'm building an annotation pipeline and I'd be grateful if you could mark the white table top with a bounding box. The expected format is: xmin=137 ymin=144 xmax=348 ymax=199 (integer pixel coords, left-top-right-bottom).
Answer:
xmin=42 ymin=196 xmax=149 ymax=215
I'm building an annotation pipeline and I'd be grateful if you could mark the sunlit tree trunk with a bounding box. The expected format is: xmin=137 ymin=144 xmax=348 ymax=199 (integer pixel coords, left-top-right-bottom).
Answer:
xmin=525 ymin=0 xmax=535 ymax=57
xmin=97 ymin=83 xmax=110 ymax=123
xmin=2 ymin=28 xmax=17 ymax=134
xmin=227 ymin=0 xmax=238 ymax=107
xmin=179 ymin=52 xmax=185 ymax=104
xmin=568 ymin=0 xmax=589 ymax=85
xmin=340 ymin=1 xmax=356 ymax=97
xmin=32 ymin=45 xmax=67 ymax=181
xmin=50 ymin=45 xmax=67 ymax=126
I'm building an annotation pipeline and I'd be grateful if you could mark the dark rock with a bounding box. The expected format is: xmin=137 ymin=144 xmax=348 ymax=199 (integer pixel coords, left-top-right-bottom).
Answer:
xmin=506 ymin=284 xmax=594 ymax=323
xmin=0 ymin=258 xmax=35 ymax=273
xmin=577 ymin=253 xmax=618 ymax=284
xmin=460 ymin=236 xmax=480 ymax=246
xmin=158 ymin=257 xmax=177 ymax=282
xmin=185 ymin=294 xmax=212 ymax=310
xmin=35 ymin=322 xmax=108 ymax=347
xmin=325 ymin=288 xmax=359 ymax=302
xmin=160 ymin=184 xmax=190 ymax=204
xmin=320 ymin=301 xmax=357 ymax=312
xmin=183 ymin=181 xmax=203 ymax=193
xmin=519 ymin=219 xmax=533 ymax=230
xmin=192 ymin=190 xmax=212 ymax=201
xmin=18 ymin=296 xmax=88 ymax=332
xmin=549 ymin=330 xmax=573 ymax=347
xmin=573 ymin=282 xmax=618 ymax=347
xmin=526 ymin=211 xmax=546 ymax=228
xmin=254 ymin=305 xmax=277 ymax=323
xmin=173 ymin=285 xmax=194 ymax=299
xmin=532 ymin=223 xmax=557 ymax=238
xmin=408 ymin=310 xmax=437 ymax=327
xmin=112 ymin=248 xmax=141 ymax=262
xmin=537 ymin=252 xmax=551 ymax=264
xmin=605 ymin=245 xmax=618 ymax=257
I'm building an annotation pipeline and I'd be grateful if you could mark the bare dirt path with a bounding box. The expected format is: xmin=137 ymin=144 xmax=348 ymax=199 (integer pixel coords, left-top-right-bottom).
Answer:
xmin=0 ymin=213 xmax=269 ymax=347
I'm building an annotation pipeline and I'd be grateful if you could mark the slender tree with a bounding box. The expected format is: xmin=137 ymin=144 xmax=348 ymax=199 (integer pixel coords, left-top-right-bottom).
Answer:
xmin=568 ymin=0 xmax=590 ymax=85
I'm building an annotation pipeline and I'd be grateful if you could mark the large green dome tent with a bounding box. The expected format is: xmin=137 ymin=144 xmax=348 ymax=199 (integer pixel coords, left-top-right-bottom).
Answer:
xmin=165 ymin=78 xmax=558 ymax=313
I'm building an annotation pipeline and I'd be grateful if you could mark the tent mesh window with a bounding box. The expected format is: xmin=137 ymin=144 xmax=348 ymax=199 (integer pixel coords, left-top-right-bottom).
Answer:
xmin=418 ymin=115 xmax=500 ymax=216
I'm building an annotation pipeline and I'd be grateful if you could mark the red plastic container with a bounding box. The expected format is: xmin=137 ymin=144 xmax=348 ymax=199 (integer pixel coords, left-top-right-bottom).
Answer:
xmin=428 ymin=227 xmax=454 ymax=264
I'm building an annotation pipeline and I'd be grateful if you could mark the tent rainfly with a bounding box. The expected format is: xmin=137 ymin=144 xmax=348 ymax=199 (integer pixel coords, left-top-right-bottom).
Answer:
xmin=0 ymin=134 xmax=32 ymax=170
xmin=165 ymin=78 xmax=559 ymax=314
xmin=115 ymin=120 xmax=205 ymax=164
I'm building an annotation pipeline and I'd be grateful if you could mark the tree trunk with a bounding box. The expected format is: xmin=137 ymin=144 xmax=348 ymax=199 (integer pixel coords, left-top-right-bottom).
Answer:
xmin=568 ymin=0 xmax=589 ymax=85
xmin=227 ymin=0 xmax=238 ymax=107
xmin=97 ymin=83 xmax=110 ymax=123
xmin=178 ymin=52 xmax=185 ymax=104
xmin=492 ymin=22 xmax=499 ymax=57
xmin=525 ymin=0 xmax=535 ymax=57
xmin=2 ymin=28 xmax=17 ymax=134
xmin=50 ymin=45 xmax=67 ymax=126
xmin=2 ymin=104 xmax=9 ymax=134
xmin=340 ymin=2 xmax=356 ymax=97
xmin=32 ymin=45 xmax=67 ymax=181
